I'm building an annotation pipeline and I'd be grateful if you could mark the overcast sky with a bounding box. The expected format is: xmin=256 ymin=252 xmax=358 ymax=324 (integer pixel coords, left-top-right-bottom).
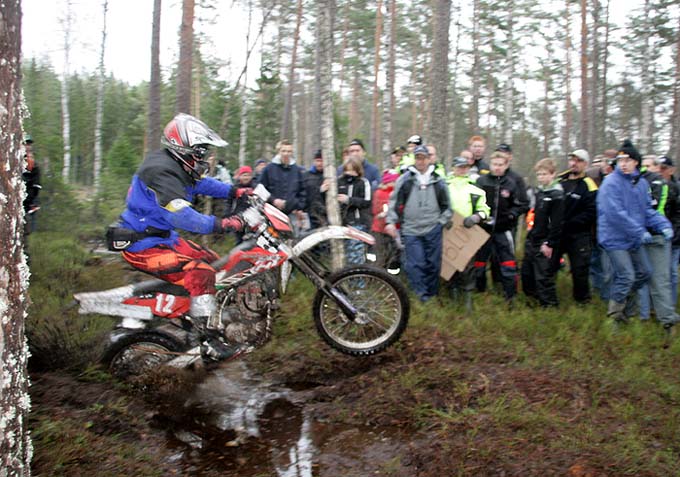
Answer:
xmin=21 ymin=0 xmax=258 ymax=85
xmin=21 ymin=0 xmax=659 ymax=89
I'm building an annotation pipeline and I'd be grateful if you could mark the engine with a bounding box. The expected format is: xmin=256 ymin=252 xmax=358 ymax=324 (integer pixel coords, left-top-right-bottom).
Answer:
xmin=215 ymin=272 xmax=279 ymax=347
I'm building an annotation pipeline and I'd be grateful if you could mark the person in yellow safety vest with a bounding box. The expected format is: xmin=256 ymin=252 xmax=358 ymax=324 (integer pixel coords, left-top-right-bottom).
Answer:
xmin=398 ymin=134 xmax=423 ymax=172
xmin=446 ymin=156 xmax=491 ymax=311
xmin=426 ymin=144 xmax=448 ymax=178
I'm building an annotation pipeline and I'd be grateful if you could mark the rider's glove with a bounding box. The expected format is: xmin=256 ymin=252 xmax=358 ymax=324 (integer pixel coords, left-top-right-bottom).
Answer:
xmin=213 ymin=216 xmax=245 ymax=233
xmin=641 ymin=231 xmax=653 ymax=245
xmin=463 ymin=214 xmax=481 ymax=228
xmin=235 ymin=187 xmax=254 ymax=199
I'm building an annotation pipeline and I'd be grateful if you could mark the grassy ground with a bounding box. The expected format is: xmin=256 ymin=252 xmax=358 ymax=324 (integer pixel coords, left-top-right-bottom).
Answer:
xmin=248 ymin=273 xmax=680 ymax=476
xmin=26 ymin=229 xmax=680 ymax=476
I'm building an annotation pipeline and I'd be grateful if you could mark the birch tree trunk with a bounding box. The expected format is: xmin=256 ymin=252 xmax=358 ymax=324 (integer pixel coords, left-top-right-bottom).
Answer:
xmin=176 ymin=0 xmax=194 ymax=114
xmin=563 ymin=0 xmax=573 ymax=154
xmin=589 ymin=0 xmax=600 ymax=154
xmin=446 ymin=5 xmax=462 ymax=169
xmin=430 ymin=0 xmax=451 ymax=153
xmin=410 ymin=60 xmax=418 ymax=134
xmin=470 ymin=0 xmax=481 ymax=133
xmin=0 ymin=1 xmax=32 ymax=473
xmin=349 ymin=74 xmax=360 ymax=141
xmin=147 ymin=0 xmax=162 ymax=152
xmin=381 ymin=0 xmax=397 ymax=169
xmin=579 ymin=0 xmax=588 ymax=149
xmin=671 ymin=12 xmax=680 ymax=160
xmin=281 ymin=0 xmax=303 ymax=140
xmin=317 ymin=0 xmax=343 ymax=270
xmin=369 ymin=0 xmax=384 ymax=157
xmin=93 ymin=0 xmax=108 ymax=194
xmin=542 ymin=68 xmax=551 ymax=158
xmin=502 ymin=0 xmax=514 ymax=145
xmin=311 ymin=13 xmax=322 ymax=151
xmin=639 ymin=0 xmax=653 ymax=154
xmin=238 ymin=2 xmax=253 ymax=167
xmin=600 ymin=0 xmax=610 ymax=148
xmin=61 ymin=1 xmax=73 ymax=183
xmin=337 ymin=4 xmax=350 ymax=97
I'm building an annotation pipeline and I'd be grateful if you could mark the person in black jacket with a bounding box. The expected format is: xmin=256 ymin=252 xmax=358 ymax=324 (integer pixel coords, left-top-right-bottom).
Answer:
xmin=22 ymin=134 xmax=41 ymax=235
xmin=474 ymin=152 xmax=526 ymax=301
xmin=304 ymin=149 xmax=327 ymax=228
xmin=258 ymin=140 xmax=307 ymax=232
xmin=558 ymin=149 xmax=598 ymax=304
xmin=467 ymin=135 xmax=490 ymax=181
xmin=334 ymin=156 xmax=372 ymax=264
xmin=521 ymin=158 xmax=564 ymax=307
xmin=659 ymin=155 xmax=680 ymax=307
xmin=638 ymin=155 xmax=672 ymax=321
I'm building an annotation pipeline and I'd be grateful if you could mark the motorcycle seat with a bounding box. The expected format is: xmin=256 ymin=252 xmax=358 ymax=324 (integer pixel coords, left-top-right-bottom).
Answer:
xmin=132 ymin=278 xmax=189 ymax=296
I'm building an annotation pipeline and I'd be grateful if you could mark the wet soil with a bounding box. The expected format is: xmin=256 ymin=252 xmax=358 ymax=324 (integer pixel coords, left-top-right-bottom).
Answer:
xmin=30 ymin=326 xmax=655 ymax=476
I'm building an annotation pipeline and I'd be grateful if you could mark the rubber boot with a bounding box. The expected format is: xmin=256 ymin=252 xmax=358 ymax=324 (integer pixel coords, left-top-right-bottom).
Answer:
xmin=190 ymin=295 xmax=244 ymax=362
xmin=607 ymin=300 xmax=627 ymax=324
xmin=464 ymin=291 xmax=473 ymax=314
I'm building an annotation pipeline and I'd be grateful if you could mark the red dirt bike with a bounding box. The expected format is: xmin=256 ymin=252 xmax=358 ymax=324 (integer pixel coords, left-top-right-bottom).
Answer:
xmin=74 ymin=185 xmax=410 ymax=379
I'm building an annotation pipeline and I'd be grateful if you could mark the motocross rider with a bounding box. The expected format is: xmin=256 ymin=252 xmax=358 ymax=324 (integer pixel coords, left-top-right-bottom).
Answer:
xmin=117 ymin=113 xmax=246 ymax=361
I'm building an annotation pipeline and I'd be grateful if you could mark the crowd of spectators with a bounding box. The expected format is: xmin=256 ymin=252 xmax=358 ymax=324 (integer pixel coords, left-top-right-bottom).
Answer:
xmin=221 ymin=135 xmax=679 ymax=335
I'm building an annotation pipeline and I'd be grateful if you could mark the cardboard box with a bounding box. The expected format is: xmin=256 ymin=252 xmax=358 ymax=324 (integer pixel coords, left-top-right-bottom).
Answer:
xmin=440 ymin=213 xmax=490 ymax=280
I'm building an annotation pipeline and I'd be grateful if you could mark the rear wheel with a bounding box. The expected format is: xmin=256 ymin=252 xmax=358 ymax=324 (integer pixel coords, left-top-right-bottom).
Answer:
xmin=313 ymin=265 xmax=409 ymax=356
xmin=102 ymin=332 xmax=186 ymax=380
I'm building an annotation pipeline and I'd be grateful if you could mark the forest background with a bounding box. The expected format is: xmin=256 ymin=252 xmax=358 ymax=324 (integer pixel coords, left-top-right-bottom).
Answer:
xmin=21 ymin=0 xmax=680 ymax=199
xmin=5 ymin=1 xmax=680 ymax=474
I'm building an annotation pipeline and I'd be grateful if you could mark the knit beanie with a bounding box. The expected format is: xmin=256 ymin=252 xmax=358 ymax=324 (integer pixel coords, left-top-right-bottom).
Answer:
xmin=618 ymin=139 xmax=642 ymax=164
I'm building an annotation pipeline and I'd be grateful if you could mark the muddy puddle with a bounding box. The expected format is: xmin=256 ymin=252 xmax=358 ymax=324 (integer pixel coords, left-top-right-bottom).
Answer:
xmin=157 ymin=361 xmax=407 ymax=476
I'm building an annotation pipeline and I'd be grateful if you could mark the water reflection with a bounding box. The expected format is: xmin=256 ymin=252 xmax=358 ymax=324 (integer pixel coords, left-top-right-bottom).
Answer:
xmin=181 ymin=361 xmax=318 ymax=476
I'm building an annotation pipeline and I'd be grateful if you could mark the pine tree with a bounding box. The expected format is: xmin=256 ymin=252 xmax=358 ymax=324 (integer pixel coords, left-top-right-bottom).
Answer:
xmin=147 ymin=0 xmax=162 ymax=153
xmin=317 ymin=0 xmax=343 ymax=269
xmin=176 ymin=0 xmax=195 ymax=113
xmin=0 ymin=1 xmax=32 ymax=473
xmin=430 ymin=0 xmax=451 ymax=153
xmin=94 ymin=0 xmax=109 ymax=194
xmin=280 ymin=0 xmax=303 ymax=140
xmin=60 ymin=0 xmax=73 ymax=183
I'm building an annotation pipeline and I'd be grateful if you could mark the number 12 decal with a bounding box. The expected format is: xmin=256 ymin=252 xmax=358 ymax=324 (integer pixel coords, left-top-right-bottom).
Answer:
xmin=155 ymin=294 xmax=176 ymax=314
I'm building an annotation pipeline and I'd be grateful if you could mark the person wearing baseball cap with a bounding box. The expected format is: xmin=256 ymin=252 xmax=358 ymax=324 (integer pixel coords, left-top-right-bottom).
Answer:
xmin=385 ymin=143 xmax=452 ymax=302
xmin=658 ymin=155 xmax=680 ymax=308
xmin=637 ymin=150 xmax=678 ymax=327
xmin=398 ymin=134 xmax=424 ymax=173
xmin=557 ymin=147 xmax=598 ymax=304
xmin=494 ymin=142 xmax=530 ymax=230
xmin=446 ymin=156 xmax=491 ymax=310
xmin=390 ymin=145 xmax=406 ymax=169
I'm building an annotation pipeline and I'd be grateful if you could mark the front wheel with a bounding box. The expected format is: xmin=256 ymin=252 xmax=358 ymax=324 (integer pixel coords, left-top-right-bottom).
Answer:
xmin=101 ymin=331 xmax=186 ymax=380
xmin=313 ymin=265 xmax=409 ymax=356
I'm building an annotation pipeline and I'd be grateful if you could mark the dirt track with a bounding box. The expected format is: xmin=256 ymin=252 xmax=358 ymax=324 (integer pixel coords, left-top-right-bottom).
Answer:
xmin=30 ymin=326 xmax=621 ymax=476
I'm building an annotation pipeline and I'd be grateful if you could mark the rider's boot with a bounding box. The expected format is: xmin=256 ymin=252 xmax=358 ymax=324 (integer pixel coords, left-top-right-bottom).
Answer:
xmin=190 ymin=294 xmax=244 ymax=362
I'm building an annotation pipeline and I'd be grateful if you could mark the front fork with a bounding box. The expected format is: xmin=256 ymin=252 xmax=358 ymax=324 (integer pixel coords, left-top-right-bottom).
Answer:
xmin=290 ymin=255 xmax=358 ymax=321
